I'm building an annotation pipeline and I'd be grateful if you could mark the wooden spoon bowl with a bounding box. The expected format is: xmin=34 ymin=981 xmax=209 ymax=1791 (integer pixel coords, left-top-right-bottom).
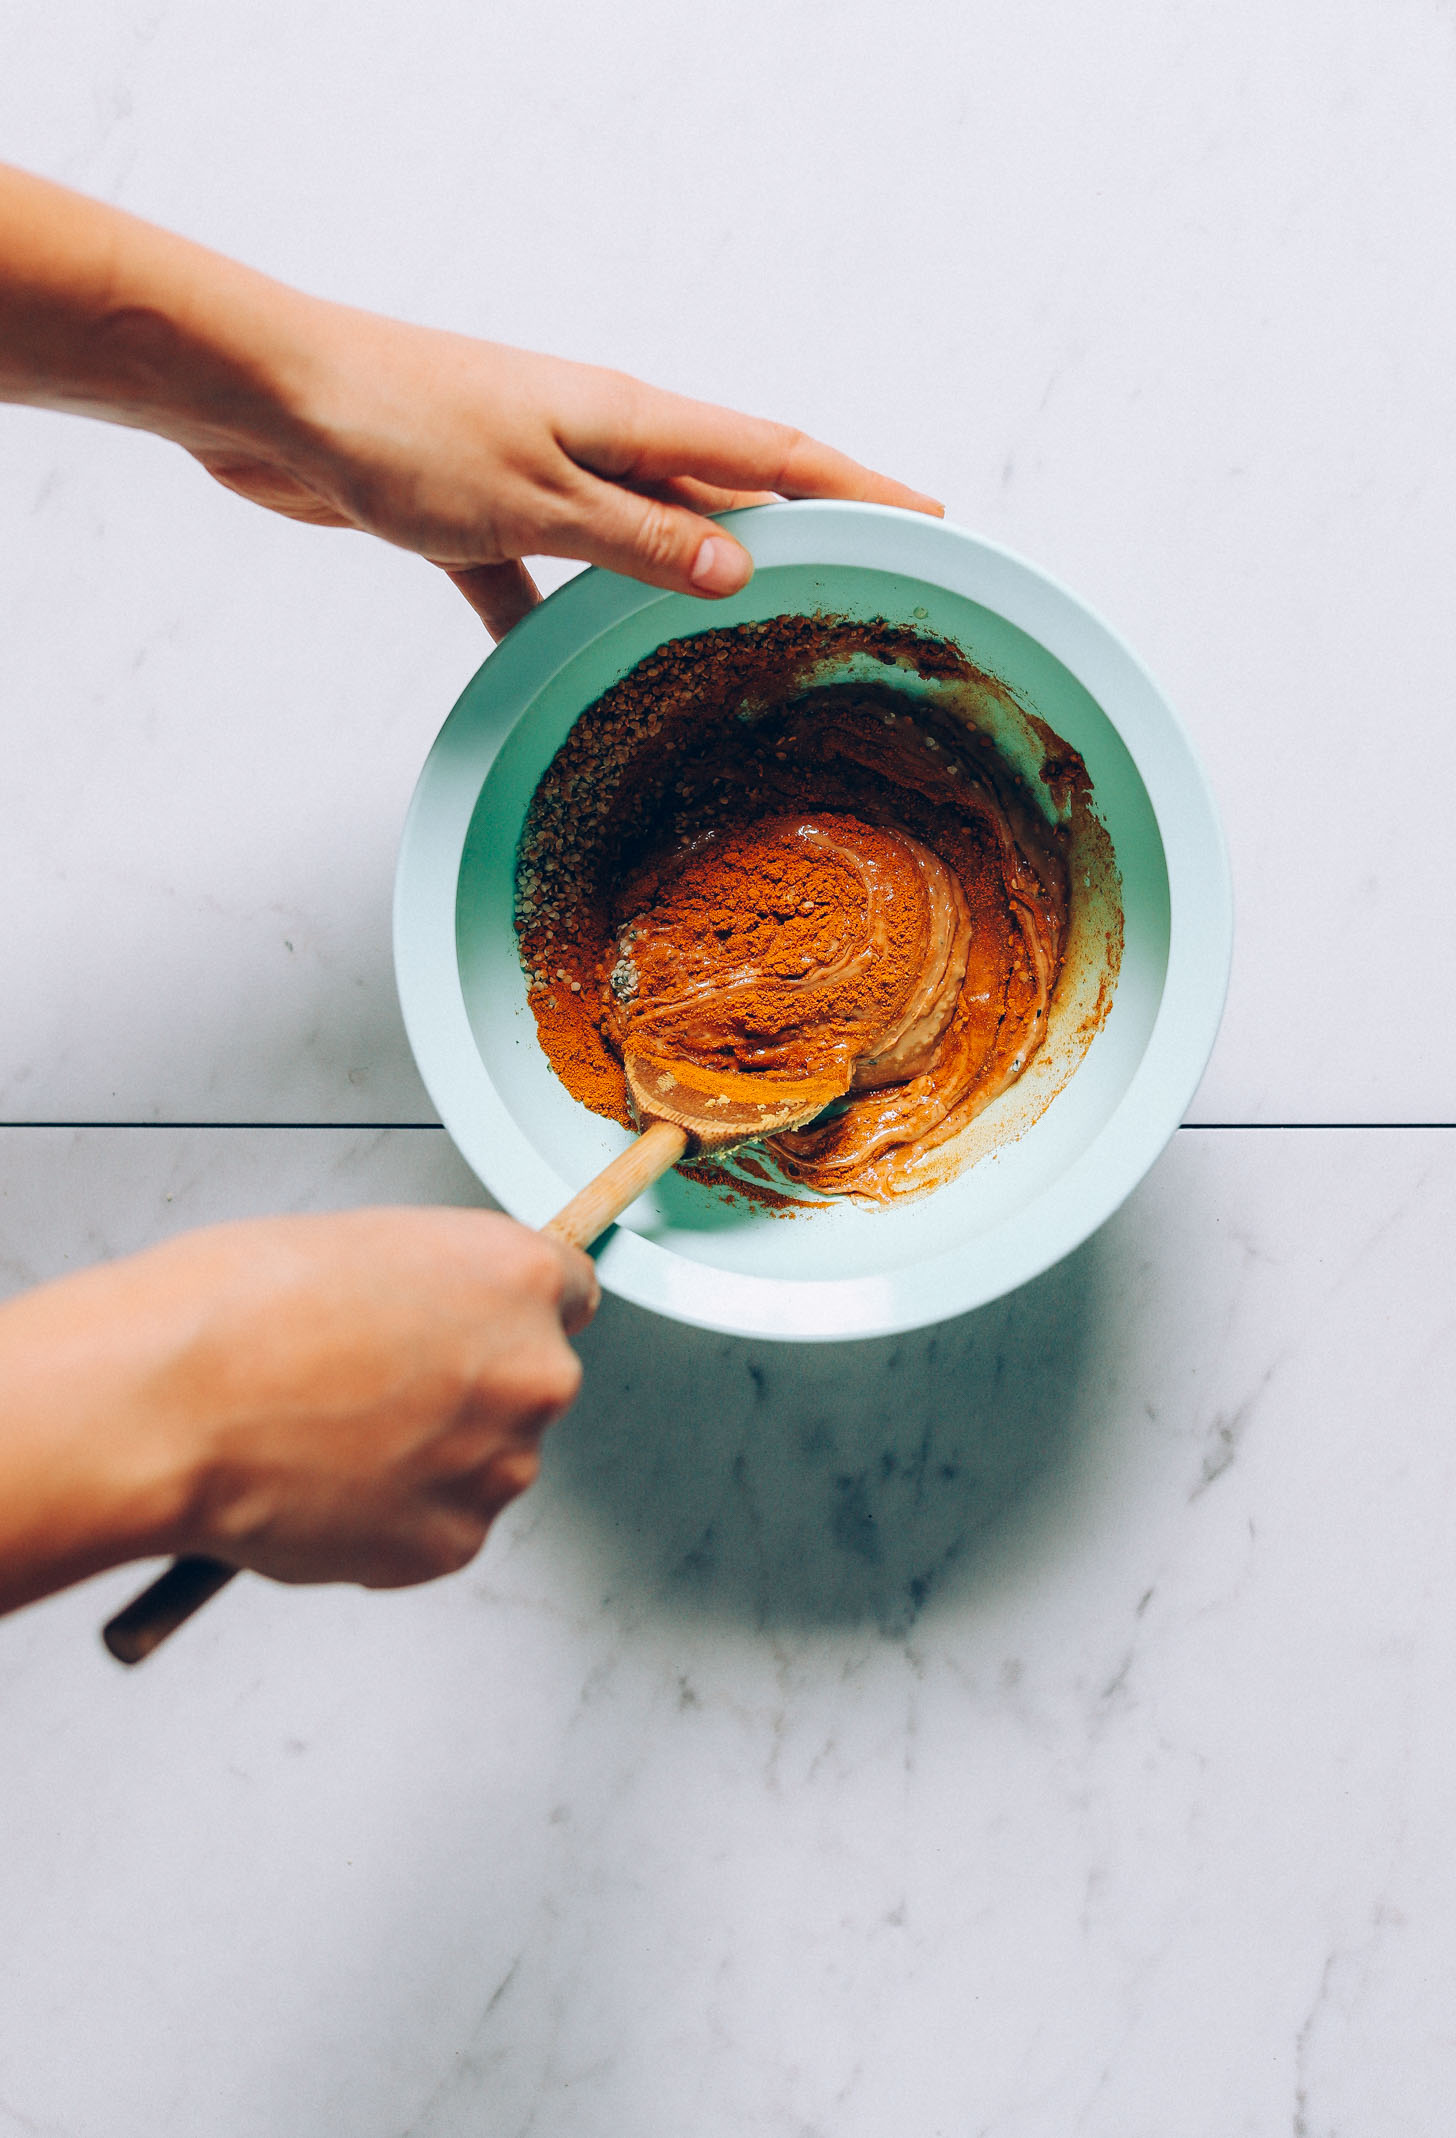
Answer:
xmin=543 ymin=1050 xmax=848 ymax=1250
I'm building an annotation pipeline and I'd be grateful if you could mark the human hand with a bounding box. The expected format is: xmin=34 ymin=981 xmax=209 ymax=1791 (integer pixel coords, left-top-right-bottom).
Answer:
xmin=0 ymin=166 xmax=942 ymax=636
xmin=193 ymin=312 xmax=945 ymax=635
xmin=0 ymin=1208 xmax=597 ymax=1613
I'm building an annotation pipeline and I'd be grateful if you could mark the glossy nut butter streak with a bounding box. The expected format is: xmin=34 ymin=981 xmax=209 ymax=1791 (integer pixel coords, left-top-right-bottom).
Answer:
xmin=514 ymin=616 xmax=1109 ymax=1209
xmin=608 ymin=816 xmax=971 ymax=1099
xmin=768 ymin=801 xmax=1065 ymax=1202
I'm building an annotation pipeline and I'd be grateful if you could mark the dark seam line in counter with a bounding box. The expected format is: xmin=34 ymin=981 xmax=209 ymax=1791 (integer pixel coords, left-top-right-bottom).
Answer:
xmin=3 ymin=1121 xmax=1456 ymax=1132
xmin=0 ymin=1120 xmax=448 ymax=1131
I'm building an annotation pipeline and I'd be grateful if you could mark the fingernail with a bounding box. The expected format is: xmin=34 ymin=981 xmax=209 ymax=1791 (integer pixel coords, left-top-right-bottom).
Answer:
xmin=690 ymin=536 xmax=752 ymax=595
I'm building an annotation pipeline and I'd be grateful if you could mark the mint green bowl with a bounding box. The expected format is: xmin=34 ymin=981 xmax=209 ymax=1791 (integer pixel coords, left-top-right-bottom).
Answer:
xmin=394 ymin=501 xmax=1231 ymax=1341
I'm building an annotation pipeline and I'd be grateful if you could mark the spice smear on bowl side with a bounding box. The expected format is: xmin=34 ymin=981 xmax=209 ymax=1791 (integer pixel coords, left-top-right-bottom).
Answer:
xmin=514 ymin=615 xmax=1122 ymax=1207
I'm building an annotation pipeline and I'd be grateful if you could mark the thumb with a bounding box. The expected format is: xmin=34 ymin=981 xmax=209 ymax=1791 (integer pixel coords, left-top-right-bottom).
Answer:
xmin=564 ymin=479 xmax=755 ymax=599
xmin=543 ymin=1236 xmax=600 ymax=1337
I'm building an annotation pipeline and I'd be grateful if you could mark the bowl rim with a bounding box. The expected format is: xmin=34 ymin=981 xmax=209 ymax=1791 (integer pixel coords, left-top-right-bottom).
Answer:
xmin=394 ymin=500 xmax=1233 ymax=1342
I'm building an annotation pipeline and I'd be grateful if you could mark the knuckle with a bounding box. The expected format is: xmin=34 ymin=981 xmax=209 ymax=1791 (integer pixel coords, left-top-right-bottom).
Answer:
xmin=599 ymin=370 xmax=647 ymax=458
xmin=505 ymin=1341 xmax=583 ymax=1423
xmin=466 ymin=1335 xmax=581 ymax=1433
xmin=436 ymin=1517 xmax=489 ymax=1576
xmin=634 ymin=498 xmax=684 ymax=573
xmin=537 ymin=1345 xmax=583 ymax=1414
xmin=422 ymin=1506 xmax=490 ymax=1577
xmin=516 ymin=1233 xmax=569 ymax=1303
xmin=362 ymin=1515 xmax=487 ymax=1588
xmin=771 ymin=424 xmax=808 ymax=489
xmin=485 ymin=1446 xmax=541 ymax=1504
xmin=509 ymin=482 xmax=575 ymax=550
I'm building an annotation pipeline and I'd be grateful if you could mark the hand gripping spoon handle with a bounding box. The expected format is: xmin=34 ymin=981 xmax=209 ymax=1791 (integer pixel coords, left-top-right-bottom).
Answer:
xmin=101 ymin=1058 xmax=841 ymax=1664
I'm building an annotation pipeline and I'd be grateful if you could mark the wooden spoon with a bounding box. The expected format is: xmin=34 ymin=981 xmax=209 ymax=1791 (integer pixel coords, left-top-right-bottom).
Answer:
xmin=544 ymin=1050 xmax=847 ymax=1249
xmin=101 ymin=1052 xmax=843 ymax=1664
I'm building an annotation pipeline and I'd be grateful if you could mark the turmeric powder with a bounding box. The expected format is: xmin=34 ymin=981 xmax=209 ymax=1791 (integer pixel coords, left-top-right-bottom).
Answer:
xmin=607 ymin=811 xmax=971 ymax=1095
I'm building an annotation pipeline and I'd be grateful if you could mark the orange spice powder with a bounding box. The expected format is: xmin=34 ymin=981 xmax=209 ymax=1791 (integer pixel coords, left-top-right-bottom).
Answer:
xmin=606 ymin=811 xmax=954 ymax=1090
xmin=515 ymin=615 xmax=1084 ymax=1205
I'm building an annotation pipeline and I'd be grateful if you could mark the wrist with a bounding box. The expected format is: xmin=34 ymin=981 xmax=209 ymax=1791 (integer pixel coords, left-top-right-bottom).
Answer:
xmin=0 ymin=1256 xmax=211 ymax=1613
xmin=83 ymin=246 xmax=330 ymax=468
xmin=0 ymin=164 xmax=327 ymax=468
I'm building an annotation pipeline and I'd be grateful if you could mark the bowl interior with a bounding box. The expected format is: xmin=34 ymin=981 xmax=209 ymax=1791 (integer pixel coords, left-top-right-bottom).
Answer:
xmin=452 ymin=556 xmax=1170 ymax=1285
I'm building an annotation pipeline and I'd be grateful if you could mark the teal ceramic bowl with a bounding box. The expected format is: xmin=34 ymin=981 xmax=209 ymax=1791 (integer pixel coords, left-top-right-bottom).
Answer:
xmin=394 ymin=501 xmax=1231 ymax=1340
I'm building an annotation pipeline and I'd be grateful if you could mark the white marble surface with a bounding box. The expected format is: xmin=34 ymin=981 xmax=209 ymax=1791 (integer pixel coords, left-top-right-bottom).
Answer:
xmin=3 ymin=4 xmax=1456 ymax=2134
xmin=4 ymin=1125 xmax=1456 ymax=2136
xmin=2 ymin=0 xmax=1455 ymax=1124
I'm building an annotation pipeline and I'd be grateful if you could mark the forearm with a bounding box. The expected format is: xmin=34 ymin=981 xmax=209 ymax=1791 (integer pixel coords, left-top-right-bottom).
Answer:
xmin=0 ymin=165 xmax=941 ymax=636
xmin=0 ymin=1261 xmax=195 ymax=1615
xmin=0 ymin=1212 xmax=594 ymax=1619
xmin=0 ymin=162 xmax=314 ymax=459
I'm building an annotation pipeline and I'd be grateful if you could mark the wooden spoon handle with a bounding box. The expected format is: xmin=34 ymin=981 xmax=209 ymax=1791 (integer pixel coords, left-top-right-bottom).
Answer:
xmin=102 ymin=1554 xmax=238 ymax=1665
xmin=101 ymin=1120 xmax=689 ymax=1665
xmin=543 ymin=1119 xmax=689 ymax=1250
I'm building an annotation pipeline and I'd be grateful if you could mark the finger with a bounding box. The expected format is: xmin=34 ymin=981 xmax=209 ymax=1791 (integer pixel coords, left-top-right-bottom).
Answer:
xmin=774 ymin=439 xmax=944 ymax=517
xmin=515 ymin=1227 xmax=599 ymax=1336
xmin=359 ymin=1507 xmax=492 ymax=1588
xmin=545 ymin=1238 xmax=600 ymax=1336
xmin=419 ymin=1439 xmax=542 ymax=1552
xmin=556 ymin=474 xmax=755 ymax=599
xmin=629 ymin=474 xmax=778 ymax=515
xmin=562 ymin=380 xmax=944 ymax=517
xmin=481 ymin=1444 xmax=542 ymax=1506
xmin=441 ymin=558 xmax=541 ymax=639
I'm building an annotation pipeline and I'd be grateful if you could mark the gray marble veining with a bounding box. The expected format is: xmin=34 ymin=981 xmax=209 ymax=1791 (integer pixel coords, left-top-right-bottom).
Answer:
xmin=3 ymin=1125 xmax=1456 ymax=2133
xmin=2 ymin=0 xmax=1455 ymax=1124
xmin=4 ymin=3 xmax=1456 ymax=2133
